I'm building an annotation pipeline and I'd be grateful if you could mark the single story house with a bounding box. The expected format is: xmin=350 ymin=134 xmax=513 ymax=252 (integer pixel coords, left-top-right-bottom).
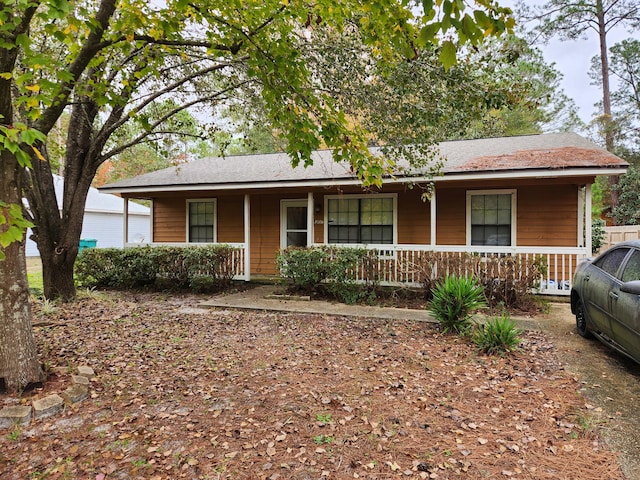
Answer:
xmin=99 ymin=133 xmax=628 ymax=295
xmin=26 ymin=175 xmax=150 ymax=257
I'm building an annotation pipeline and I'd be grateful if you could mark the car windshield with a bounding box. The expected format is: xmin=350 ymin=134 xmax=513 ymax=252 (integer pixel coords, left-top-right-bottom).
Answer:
xmin=621 ymin=250 xmax=640 ymax=282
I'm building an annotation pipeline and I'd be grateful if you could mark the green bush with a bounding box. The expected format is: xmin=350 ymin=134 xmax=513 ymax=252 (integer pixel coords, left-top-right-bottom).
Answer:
xmin=276 ymin=247 xmax=329 ymax=293
xmin=75 ymin=248 xmax=126 ymax=288
xmin=472 ymin=312 xmax=522 ymax=355
xmin=592 ymin=218 xmax=606 ymax=254
xmin=276 ymin=246 xmax=379 ymax=303
xmin=429 ymin=275 xmax=486 ymax=334
xmin=75 ymin=245 xmax=238 ymax=292
xmin=323 ymin=246 xmax=376 ymax=304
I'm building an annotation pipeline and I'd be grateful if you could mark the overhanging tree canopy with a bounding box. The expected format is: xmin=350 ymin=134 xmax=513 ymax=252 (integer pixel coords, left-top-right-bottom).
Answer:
xmin=0 ymin=0 xmax=514 ymax=392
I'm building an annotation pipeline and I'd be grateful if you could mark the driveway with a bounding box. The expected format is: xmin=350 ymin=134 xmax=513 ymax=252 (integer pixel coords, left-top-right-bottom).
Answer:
xmin=530 ymin=303 xmax=640 ymax=479
xmin=202 ymin=287 xmax=640 ymax=478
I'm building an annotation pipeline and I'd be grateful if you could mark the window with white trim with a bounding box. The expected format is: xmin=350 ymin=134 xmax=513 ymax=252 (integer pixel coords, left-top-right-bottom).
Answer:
xmin=187 ymin=200 xmax=216 ymax=243
xmin=467 ymin=190 xmax=515 ymax=246
xmin=326 ymin=195 xmax=395 ymax=244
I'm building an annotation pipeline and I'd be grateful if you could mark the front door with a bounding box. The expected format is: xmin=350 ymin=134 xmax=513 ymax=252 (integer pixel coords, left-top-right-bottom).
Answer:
xmin=281 ymin=200 xmax=308 ymax=249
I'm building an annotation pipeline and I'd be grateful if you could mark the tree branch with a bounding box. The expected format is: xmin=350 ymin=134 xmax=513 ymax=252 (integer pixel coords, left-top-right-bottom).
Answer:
xmin=99 ymin=82 xmax=249 ymax=163
xmin=35 ymin=0 xmax=118 ymax=135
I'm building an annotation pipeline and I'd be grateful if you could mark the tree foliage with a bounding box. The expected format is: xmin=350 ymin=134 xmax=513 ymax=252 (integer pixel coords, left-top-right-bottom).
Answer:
xmin=611 ymin=154 xmax=640 ymax=225
xmin=591 ymin=39 xmax=640 ymax=151
xmin=523 ymin=0 xmax=640 ymax=150
xmin=462 ymin=33 xmax=582 ymax=138
xmin=0 ymin=0 xmax=514 ymax=391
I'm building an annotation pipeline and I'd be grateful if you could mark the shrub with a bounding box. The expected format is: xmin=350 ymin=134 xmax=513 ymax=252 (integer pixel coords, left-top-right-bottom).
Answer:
xmin=75 ymin=248 xmax=125 ymax=288
xmin=276 ymin=247 xmax=329 ymax=293
xmin=411 ymin=251 xmax=544 ymax=311
xmin=277 ymin=246 xmax=379 ymax=303
xmin=472 ymin=312 xmax=522 ymax=355
xmin=592 ymin=218 xmax=606 ymax=254
xmin=429 ymin=275 xmax=486 ymax=334
xmin=75 ymin=245 xmax=238 ymax=292
xmin=323 ymin=246 xmax=376 ymax=304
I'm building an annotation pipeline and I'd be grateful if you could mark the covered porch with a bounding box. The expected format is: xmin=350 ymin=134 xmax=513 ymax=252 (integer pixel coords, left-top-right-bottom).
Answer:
xmin=122 ymin=185 xmax=594 ymax=296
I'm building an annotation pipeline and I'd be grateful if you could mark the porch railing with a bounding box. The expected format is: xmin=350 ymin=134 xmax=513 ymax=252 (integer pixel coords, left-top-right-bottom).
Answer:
xmin=314 ymin=244 xmax=589 ymax=296
xmin=125 ymin=242 xmax=588 ymax=295
xmin=124 ymin=242 xmax=248 ymax=281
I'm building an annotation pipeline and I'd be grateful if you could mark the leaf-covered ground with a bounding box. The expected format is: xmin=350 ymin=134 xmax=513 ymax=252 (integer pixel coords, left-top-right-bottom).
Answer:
xmin=1 ymin=292 xmax=621 ymax=479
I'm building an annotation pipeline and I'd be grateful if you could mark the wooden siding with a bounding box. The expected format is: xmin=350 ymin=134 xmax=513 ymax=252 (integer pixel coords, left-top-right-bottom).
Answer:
xmin=434 ymin=183 xmax=579 ymax=247
xmin=153 ymin=197 xmax=186 ymax=242
xmin=517 ymin=185 xmax=577 ymax=247
xmin=397 ymin=191 xmax=430 ymax=244
xmin=436 ymin=188 xmax=466 ymax=245
xmin=217 ymin=195 xmax=244 ymax=243
xmin=153 ymin=194 xmax=244 ymax=243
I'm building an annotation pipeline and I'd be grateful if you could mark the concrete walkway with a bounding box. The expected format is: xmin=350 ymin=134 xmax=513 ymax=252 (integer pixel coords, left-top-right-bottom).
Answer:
xmin=200 ymin=285 xmax=436 ymax=322
xmin=199 ymin=285 xmax=543 ymax=330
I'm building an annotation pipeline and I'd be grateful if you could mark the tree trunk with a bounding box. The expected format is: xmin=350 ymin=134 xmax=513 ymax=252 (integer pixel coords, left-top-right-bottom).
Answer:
xmin=32 ymin=163 xmax=93 ymax=302
xmin=26 ymin=134 xmax=96 ymax=302
xmin=38 ymin=236 xmax=78 ymax=302
xmin=0 ymin=9 xmax=44 ymax=391
xmin=597 ymin=0 xmax=619 ymax=223
xmin=0 ymin=160 xmax=44 ymax=393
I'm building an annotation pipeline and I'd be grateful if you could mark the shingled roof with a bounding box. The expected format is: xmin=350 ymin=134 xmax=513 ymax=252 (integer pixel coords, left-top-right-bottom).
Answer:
xmin=99 ymin=132 xmax=628 ymax=195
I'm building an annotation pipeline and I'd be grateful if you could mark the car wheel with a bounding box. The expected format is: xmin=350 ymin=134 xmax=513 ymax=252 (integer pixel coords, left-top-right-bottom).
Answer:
xmin=575 ymin=300 xmax=592 ymax=338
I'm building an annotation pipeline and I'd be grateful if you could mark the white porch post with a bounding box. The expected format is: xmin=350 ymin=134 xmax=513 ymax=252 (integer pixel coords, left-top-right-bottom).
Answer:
xmin=577 ymin=186 xmax=585 ymax=248
xmin=307 ymin=192 xmax=314 ymax=246
xmin=585 ymin=184 xmax=592 ymax=255
xmin=430 ymin=188 xmax=437 ymax=246
xmin=244 ymin=194 xmax=251 ymax=281
xmin=123 ymin=197 xmax=129 ymax=247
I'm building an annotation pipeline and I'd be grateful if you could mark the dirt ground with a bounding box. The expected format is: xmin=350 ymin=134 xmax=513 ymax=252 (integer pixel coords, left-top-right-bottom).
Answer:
xmin=535 ymin=303 xmax=640 ymax=480
xmin=0 ymin=292 xmax=627 ymax=479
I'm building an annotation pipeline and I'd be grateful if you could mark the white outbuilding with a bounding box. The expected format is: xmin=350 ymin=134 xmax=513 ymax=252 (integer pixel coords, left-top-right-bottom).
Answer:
xmin=25 ymin=175 xmax=150 ymax=257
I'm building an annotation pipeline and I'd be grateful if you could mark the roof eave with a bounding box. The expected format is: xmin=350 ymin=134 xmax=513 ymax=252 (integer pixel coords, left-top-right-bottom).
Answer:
xmin=99 ymin=166 xmax=628 ymax=196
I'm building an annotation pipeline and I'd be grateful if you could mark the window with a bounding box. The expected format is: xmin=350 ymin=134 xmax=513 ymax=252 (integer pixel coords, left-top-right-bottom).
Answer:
xmin=326 ymin=195 xmax=395 ymax=244
xmin=187 ymin=200 xmax=216 ymax=243
xmin=467 ymin=190 xmax=515 ymax=246
xmin=594 ymin=247 xmax=630 ymax=277
xmin=621 ymin=250 xmax=640 ymax=282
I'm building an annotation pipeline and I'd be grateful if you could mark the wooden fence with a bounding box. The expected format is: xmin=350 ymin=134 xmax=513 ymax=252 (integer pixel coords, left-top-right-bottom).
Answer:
xmin=601 ymin=225 xmax=640 ymax=252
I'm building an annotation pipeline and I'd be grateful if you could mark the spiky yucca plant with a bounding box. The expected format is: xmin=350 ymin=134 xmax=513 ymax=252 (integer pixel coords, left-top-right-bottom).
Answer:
xmin=429 ymin=275 xmax=486 ymax=334
xmin=472 ymin=312 xmax=522 ymax=355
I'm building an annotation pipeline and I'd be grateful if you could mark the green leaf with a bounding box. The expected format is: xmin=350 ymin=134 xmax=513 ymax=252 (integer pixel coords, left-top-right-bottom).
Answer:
xmin=15 ymin=148 xmax=32 ymax=168
xmin=418 ymin=23 xmax=440 ymax=45
xmin=473 ymin=9 xmax=491 ymax=30
xmin=439 ymin=40 xmax=457 ymax=70
xmin=20 ymin=128 xmax=45 ymax=145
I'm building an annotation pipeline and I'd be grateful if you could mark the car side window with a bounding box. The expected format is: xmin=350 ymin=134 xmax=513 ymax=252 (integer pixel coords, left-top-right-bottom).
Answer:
xmin=593 ymin=248 xmax=630 ymax=277
xmin=621 ymin=250 xmax=640 ymax=283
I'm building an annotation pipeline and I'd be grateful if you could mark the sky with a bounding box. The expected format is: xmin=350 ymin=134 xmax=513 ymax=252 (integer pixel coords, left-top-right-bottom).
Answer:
xmin=500 ymin=0 xmax=639 ymax=124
